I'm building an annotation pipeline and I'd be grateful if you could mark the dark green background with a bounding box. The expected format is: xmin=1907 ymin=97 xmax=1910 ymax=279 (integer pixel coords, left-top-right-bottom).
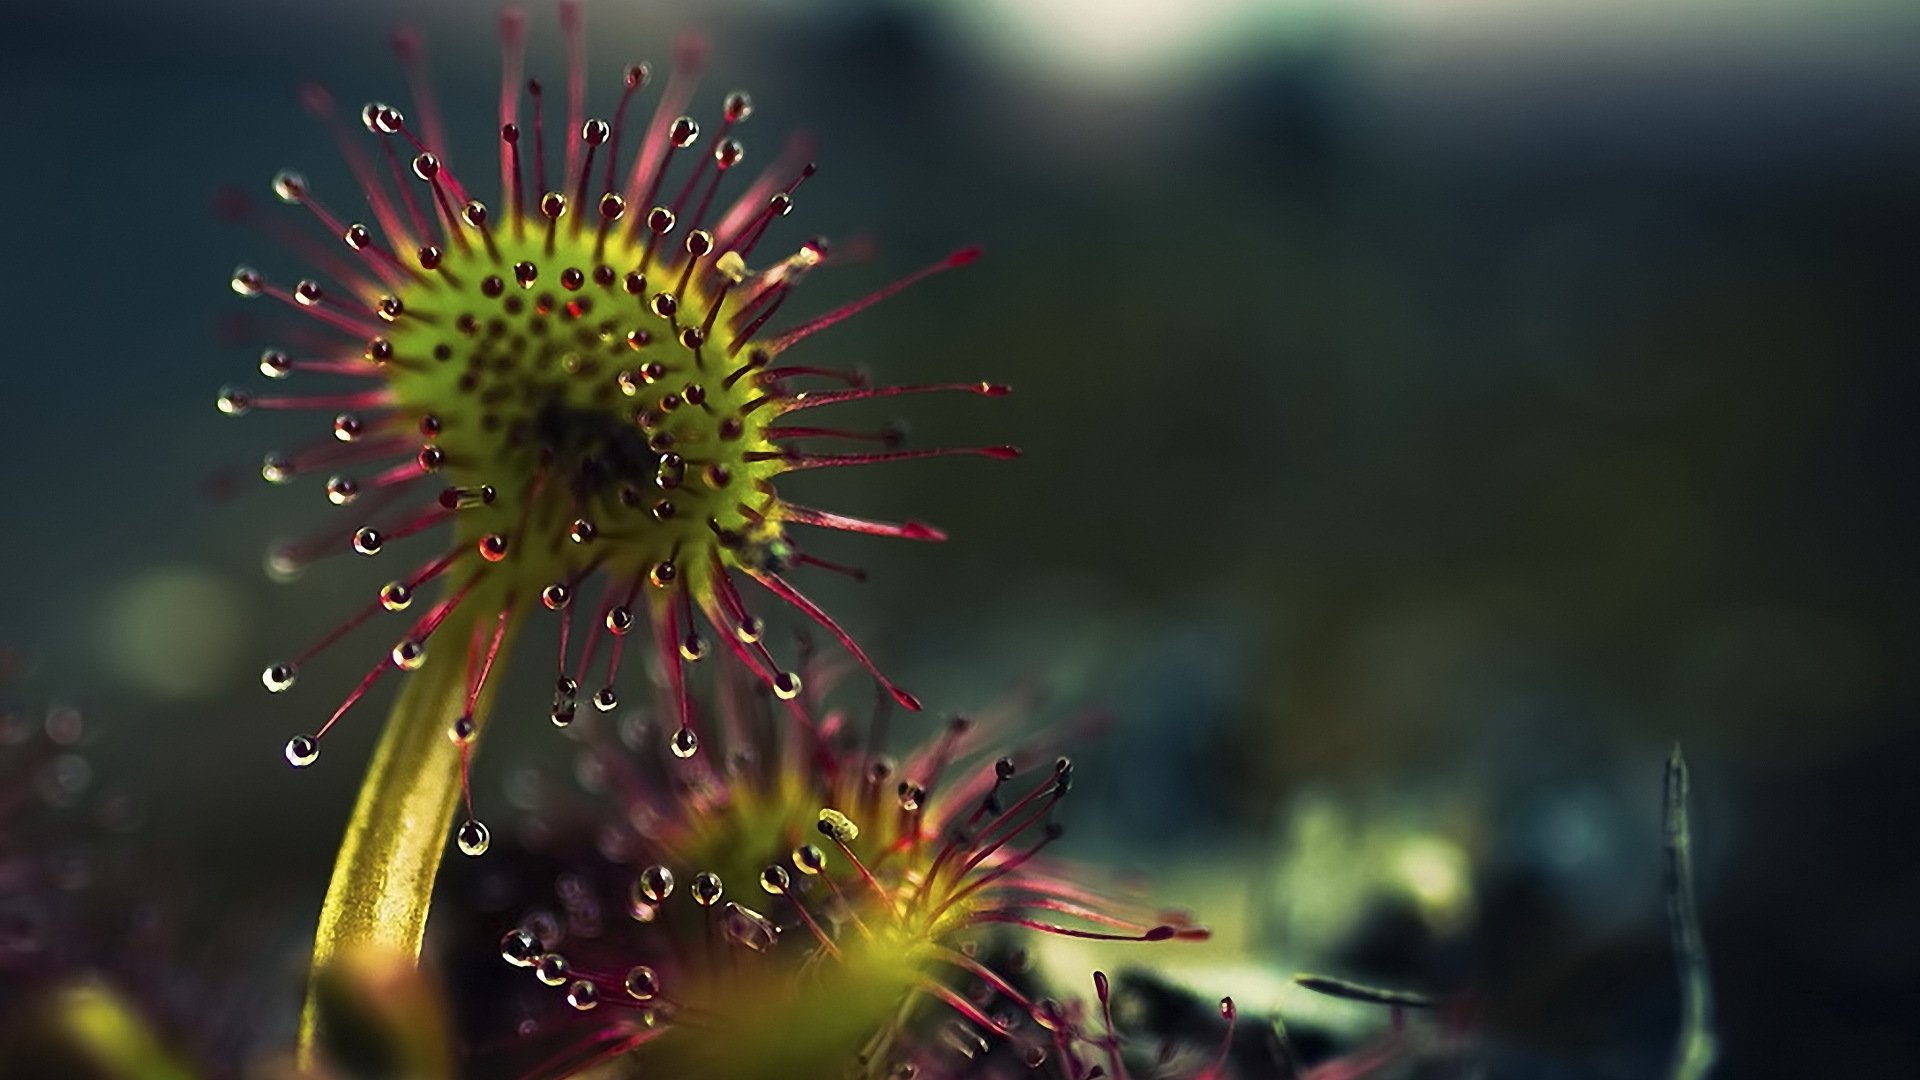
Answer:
xmin=2 ymin=1 xmax=1915 ymax=1076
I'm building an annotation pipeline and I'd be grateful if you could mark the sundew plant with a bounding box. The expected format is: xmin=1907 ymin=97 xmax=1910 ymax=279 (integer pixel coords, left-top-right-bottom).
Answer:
xmin=201 ymin=3 xmax=1268 ymax=1077
xmin=472 ymin=655 xmax=1218 ymax=1079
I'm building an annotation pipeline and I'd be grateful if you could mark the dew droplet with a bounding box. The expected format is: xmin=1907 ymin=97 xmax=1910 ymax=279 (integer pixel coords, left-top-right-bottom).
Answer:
xmin=260 ymin=453 xmax=292 ymax=484
xmin=623 ymin=965 xmax=660 ymax=1001
xmin=271 ymin=170 xmax=308 ymax=203
xmin=500 ymin=928 xmax=539 ymax=967
xmin=817 ymin=808 xmax=859 ymax=844
xmin=733 ymin=615 xmax=764 ymax=644
xmin=690 ymin=871 xmax=723 ymax=907
xmin=551 ymin=699 xmax=577 ymax=728
xmin=262 ymin=663 xmax=298 ymax=693
xmin=391 ymin=638 xmax=427 ymax=670
xmin=592 ymin=687 xmax=618 ymax=712
xmin=669 ymin=116 xmax=699 ymax=147
xmin=772 ymin=671 xmax=803 ymax=700
xmin=332 ymin=413 xmax=364 ymax=442
xmin=367 ymin=103 xmax=405 ymax=135
xmin=230 ymin=266 xmax=264 ymax=297
xmin=678 ymin=632 xmax=707 ymax=662
xmin=259 ymin=349 xmax=293 ymax=378
xmin=566 ymin=979 xmax=599 ymax=1010
xmin=411 ymin=152 xmax=440 ymax=181
xmin=216 ymin=387 xmax=254 ymax=416
xmin=478 ymin=533 xmax=509 ymax=562
xmin=378 ymin=581 xmax=413 ymax=610
xmin=352 ymin=527 xmax=384 ymax=555
xmin=266 ymin=545 xmax=302 ymax=582
xmin=533 ymin=953 xmax=569 ymax=987
xmin=325 ymin=476 xmax=361 ymax=505
xmin=284 ymin=734 xmax=319 ymax=768
xmin=449 ymin=714 xmax=475 ymax=743
xmin=792 ymin=844 xmax=827 ymax=875
xmin=721 ymin=902 xmax=777 ymax=952
xmin=669 ymin=726 xmax=698 ymax=758
xmin=456 ymin=818 xmax=490 ymax=856
xmin=638 ymin=865 xmax=674 ymax=903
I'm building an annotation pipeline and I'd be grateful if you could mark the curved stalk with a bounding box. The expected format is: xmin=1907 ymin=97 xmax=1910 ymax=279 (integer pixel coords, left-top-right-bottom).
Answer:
xmin=296 ymin=605 xmax=518 ymax=1062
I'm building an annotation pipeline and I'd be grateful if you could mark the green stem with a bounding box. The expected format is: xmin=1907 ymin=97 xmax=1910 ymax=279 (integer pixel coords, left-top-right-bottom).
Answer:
xmin=296 ymin=605 xmax=517 ymax=1063
xmin=1664 ymin=745 xmax=1718 ymax=1080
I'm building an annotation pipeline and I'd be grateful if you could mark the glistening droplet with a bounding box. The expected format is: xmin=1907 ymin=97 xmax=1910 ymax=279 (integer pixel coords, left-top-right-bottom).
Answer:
xmin=533 ymin=953 xmax=569 ymax=987
xmin=391 ymin=638 xmax=427 ymax=670
xmin=500 ymin=929 xmax=539 ymax=967
xmin=669 ymin=726 xmax=698 ymax=758
xmin=284 ymin=734 xmax=319 ymax=768
xmin=456 ymin=818 xmax=490 ymax=856
xmin=817 ymin=808 xmax=859 ymax=844
xmin=624 ymin=965 xmax=660 ymax=1001
xmin=637 ymin=865 xmax=674 ymax=903
xmin=690 ymin=871 xmax=723 ymax=907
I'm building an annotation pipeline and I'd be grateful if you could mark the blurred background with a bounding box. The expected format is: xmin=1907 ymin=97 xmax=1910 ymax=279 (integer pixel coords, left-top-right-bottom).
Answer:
xmin=2 ymin=0 xmax=1916 ymax=1076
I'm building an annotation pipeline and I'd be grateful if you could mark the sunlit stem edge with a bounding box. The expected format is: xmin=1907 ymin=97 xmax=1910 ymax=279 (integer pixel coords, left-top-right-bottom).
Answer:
xmin=296 ymin=604 xmax=519 ymax=1063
